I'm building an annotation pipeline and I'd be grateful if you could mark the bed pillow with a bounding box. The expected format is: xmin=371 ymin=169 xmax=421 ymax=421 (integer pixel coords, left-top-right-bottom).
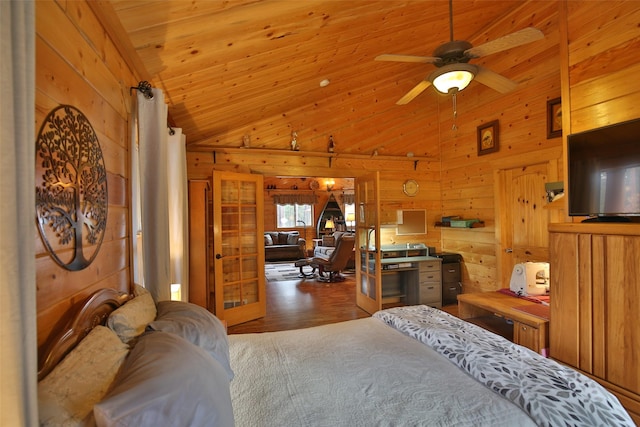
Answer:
xmin=107 ymin=287 xmax=156 ymax=344
xmin=147 ymin=300 xmax=234 ymax=380
xmin=93 ymin=331 xmax=234 ymax=427
xmin=38 ymin=325 xmax=129 ymax=427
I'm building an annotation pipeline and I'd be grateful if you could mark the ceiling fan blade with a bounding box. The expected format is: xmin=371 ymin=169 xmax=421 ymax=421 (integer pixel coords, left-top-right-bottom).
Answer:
xmin=465 ymin=27 xmax=544 ymax=58
xmin=375 ymin=54 xmax=440 ymax=64
xmin=474 ymin=66 xmax=518 ymax=93
xmin=396 ymin=79 xmax=432 ymax=105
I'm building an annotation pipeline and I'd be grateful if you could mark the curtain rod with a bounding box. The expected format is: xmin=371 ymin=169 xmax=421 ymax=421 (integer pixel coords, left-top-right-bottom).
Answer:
xmin=130 ymin=81 xmax=175 ymax=135
xmin=130 ymin=80 xmax=153 ymax=99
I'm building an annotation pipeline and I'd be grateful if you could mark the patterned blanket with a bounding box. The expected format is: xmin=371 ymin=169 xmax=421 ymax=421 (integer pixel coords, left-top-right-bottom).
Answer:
xmin=374 ymin=305 xmax=634 ymax=427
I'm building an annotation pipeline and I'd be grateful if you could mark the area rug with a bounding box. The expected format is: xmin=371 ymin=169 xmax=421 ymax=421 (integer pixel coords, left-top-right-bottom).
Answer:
xmin=265 ymin=262 xmax=306 ymax=282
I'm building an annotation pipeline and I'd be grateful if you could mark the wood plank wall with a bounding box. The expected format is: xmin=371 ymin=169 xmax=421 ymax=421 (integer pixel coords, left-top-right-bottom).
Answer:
xmin=185 ymin=1 xmax=561 ymax=294
xmin=565 ymin=1 xmax=640 ymax=134
xmin=35 ymin=1 xmax=137 ymax=349
xmin=438 ymin=1 xmax=562 ymax=293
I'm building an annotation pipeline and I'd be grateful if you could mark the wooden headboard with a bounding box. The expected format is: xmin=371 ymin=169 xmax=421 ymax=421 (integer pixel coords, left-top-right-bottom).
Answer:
xmin=37 ymin=288 xmax=129 ymax=381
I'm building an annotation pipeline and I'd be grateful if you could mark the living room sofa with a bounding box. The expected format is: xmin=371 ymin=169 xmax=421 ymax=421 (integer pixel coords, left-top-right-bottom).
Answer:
xmin=264 ymin=231 xmax=306 ymax=261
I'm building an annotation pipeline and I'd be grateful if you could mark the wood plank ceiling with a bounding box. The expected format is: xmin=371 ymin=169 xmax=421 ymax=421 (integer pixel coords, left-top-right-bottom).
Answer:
xmin=110 ymin=1 xmax=544 ymax=155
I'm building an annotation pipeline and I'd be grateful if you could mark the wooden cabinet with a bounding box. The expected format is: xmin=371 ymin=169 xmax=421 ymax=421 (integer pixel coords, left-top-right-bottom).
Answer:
xmin=549 ymin=223 xmax=640 ymax=422
xmin=513 ymin=321 xmax=543 ymax=353
xmin=188 ymin=180 xmax=211 ymax=310
xmin=457 ymin=292 xmax=549 ymax=354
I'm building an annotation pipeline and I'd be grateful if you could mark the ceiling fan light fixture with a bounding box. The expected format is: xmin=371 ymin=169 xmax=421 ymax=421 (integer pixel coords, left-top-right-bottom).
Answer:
xmin=430 ymin=63 xmax=477 ymax=94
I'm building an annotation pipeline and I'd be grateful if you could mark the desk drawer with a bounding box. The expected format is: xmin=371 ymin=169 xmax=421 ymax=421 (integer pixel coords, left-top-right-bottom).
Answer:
xmin=419 ymin=260 xmax=441 ymax=273
xmin=420 ymin=283 xmax=441 ymax=303
xmin=420 ymin=271 xmax=441 ymax=282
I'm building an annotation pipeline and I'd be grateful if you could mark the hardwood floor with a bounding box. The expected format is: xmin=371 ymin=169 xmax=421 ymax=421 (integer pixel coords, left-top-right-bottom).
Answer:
xmin=227 ymin=269 xmax=459 ymax=334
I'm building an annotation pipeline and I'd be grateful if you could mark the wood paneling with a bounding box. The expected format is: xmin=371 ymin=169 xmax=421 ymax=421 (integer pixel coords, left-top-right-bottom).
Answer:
xmin=105 ymin=0 xmax=550 ymax=155
xmin=550 ymin=225 xmax=640 ymax=423
xmin=35 ymin=1 xmax=136 ymax=349
xmin=438 ymin=0 xmax=561 ymax=291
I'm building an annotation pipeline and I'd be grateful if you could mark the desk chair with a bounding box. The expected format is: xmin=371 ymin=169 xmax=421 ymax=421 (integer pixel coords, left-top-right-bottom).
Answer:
xmin=310 ymin=234 xmax=355 ymax=282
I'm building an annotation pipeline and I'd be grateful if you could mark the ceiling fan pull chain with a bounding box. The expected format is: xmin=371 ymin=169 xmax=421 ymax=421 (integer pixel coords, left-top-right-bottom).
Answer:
xmin=451 ymin=92 xmax=458 ymax=130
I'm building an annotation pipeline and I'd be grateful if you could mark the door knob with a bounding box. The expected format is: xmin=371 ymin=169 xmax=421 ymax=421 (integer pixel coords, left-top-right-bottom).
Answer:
xmin=215 ymin=253 xmax=223 ymax=259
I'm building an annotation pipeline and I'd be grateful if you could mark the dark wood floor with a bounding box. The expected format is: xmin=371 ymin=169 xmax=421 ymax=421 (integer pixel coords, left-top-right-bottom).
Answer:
xmin=227 ymin=269 xmax=458 ymax=334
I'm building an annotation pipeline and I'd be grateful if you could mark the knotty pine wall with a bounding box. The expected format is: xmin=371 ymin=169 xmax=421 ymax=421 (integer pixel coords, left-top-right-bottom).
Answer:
xmin=186 ymin=0 xmax=561 ymax=293
xmin=564 ymin=2 xmax=640 ymax=143
xmin=35 ymin=1 xmax=136 ymax=349
xmin=438 ymin=0 xmax=562 ymax=293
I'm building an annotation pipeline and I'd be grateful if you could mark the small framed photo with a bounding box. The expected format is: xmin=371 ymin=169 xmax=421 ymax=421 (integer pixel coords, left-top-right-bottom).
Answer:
xmin=547 ymin=97 xmax=562 ymax=138
xmin=477 ymin=120 xmax=499 ymax=156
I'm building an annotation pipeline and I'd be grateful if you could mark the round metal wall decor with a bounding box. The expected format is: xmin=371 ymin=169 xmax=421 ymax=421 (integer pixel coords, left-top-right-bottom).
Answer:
xmin=35 ymin=105 xmax=108 ymax=271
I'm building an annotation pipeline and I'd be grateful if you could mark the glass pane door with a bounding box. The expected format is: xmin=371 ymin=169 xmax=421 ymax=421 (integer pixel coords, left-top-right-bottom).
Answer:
xmin=355 ymin=172 xmax=382 ymax=314
xmin=213 ymin=171 xmax=265 ymax=326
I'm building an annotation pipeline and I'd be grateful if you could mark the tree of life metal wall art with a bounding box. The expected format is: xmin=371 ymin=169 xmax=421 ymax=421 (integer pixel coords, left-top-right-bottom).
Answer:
xmin=35 ymin=105 xmax=108 ymax=271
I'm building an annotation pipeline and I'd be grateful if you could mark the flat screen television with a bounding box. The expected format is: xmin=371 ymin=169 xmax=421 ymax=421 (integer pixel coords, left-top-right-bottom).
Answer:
xmin=567 ymin=118 xmax=640 ymax=221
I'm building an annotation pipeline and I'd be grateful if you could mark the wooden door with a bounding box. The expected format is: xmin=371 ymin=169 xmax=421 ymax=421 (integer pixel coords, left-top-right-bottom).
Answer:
xmin=496 ymin=162 xmax=552 ymax=288
xmin=355 ymin=172 xmax=382 ymax=314
xmin=212 ymin=171 xmax=265 ymax=326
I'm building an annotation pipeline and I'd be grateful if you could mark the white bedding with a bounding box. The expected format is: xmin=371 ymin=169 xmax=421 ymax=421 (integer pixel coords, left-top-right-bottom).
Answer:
xmin=229 ymin=317 xmax=537 ymax=427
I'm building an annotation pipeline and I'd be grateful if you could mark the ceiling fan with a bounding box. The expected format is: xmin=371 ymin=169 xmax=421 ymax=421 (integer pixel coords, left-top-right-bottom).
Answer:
xmin=376 ymin=0 xmax=544 ymax=105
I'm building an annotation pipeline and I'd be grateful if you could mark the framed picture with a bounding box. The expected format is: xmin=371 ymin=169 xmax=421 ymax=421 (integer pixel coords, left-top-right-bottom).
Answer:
xmin=547 ymin=97 xmax=562 ymax=138
xmin=477 ymin=120 xmax=499 ymax=156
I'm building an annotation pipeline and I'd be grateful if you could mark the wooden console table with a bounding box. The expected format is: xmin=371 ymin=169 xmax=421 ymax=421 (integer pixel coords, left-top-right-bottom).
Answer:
xmin=457 ymin=292 xmax=549 ymax=355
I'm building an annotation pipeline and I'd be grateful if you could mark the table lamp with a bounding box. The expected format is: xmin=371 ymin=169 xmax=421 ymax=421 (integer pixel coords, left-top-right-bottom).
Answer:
xmin=324 ymin=219 xmax=335 ymax=232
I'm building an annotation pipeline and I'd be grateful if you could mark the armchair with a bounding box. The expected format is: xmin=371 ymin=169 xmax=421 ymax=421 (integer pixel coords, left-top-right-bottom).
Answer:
xmin=310 ymin=234 xmax=355 ymax=282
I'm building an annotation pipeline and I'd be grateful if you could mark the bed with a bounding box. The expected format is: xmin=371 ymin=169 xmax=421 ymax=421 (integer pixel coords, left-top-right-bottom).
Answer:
xmin=37 ymin=287 xmax=634 ymax=427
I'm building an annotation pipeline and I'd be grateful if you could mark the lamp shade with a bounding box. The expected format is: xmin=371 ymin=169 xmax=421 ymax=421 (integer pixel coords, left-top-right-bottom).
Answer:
xmin=430 ymin=63 xmax=477 ymax=94
xmin=324 ymin=219 xmax=335 ymax=229
xmin=346 ymin=213 xmax=355 ymax=222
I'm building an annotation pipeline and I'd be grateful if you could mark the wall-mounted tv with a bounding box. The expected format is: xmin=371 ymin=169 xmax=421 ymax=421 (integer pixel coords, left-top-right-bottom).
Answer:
xmin=567 ymin=118 xmax=640 ymax=222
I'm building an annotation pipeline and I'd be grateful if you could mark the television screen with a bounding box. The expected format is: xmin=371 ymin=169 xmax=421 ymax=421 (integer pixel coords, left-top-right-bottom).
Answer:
xmin=568 ymin=118 xmax=640 ymax=220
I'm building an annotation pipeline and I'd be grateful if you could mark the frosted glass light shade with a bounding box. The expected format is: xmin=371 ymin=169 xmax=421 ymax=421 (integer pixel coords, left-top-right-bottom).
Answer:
xmin=430 ymin=64 xmax=476 ymax=94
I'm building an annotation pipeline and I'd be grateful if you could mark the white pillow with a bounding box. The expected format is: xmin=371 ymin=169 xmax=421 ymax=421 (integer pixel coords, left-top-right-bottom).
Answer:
xmin=107 ymin=291 xmax=156 ymax=344
xmin=38 ymin=326 xmax=129 ymax=427
xmin=147 ymin=300 xmax=234 ymax=380
xmin=94 ymin=331 xmax=234 ymax=427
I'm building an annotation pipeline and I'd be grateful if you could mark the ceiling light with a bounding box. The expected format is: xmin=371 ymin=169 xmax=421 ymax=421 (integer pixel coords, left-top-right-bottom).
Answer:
xmin=320 ymin=79 xmax=330 ymax=87
xmin=429 ymin=63 xmax=477 ymax=94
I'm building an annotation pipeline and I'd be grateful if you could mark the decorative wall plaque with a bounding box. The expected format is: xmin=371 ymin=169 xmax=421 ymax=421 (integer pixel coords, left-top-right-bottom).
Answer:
xmin=36 ymin=105 xmax=108 ymax=271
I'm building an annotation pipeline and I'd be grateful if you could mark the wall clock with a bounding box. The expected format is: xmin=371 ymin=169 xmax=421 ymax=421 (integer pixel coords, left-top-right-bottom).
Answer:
xmin=309 ymin=179 xmax=319 ymax=190
xmin=403 ymin=179 xmax=419 ymax=197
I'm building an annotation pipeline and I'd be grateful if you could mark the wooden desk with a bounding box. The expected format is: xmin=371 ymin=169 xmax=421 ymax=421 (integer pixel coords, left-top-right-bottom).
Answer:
xmin=457 ymin=292 xmax=549 ymax=355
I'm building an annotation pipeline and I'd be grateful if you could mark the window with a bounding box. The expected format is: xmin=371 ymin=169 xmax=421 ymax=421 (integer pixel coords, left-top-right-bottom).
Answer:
xmin=277 ymin=204 xmax=313 ymax=229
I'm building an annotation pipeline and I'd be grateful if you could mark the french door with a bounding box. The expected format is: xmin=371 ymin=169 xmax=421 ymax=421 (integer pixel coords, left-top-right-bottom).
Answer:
xmin=212 ymin=171 xmax=266 ymax=326
xmin=355 ymin=172 xmax=382 ymax=314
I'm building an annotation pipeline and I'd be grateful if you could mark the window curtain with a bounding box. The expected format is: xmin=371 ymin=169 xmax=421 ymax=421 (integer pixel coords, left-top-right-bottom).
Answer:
xmin=136 ymin=89 xmax=170 ymax=301
xmin=167 ymin=128 xmax=189 ymax=301
xmin=0 ymin=1 xmax=38 ymax=425
xmin=134 ymin=90 xmax=189 ymax=301
xmin=273 ymin=193 xmax=318 ymax=205
xmin=342 ymin=193 xmax=355 ymax=205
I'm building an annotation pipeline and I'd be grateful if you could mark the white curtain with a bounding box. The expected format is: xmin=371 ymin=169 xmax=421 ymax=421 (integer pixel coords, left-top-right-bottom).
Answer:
xmin=0 ymin=1 xmax=38 ymax=426
xmin=167 ymin=128 xmax=189 ymax=301
xmin=134 ymin=89 xmax=189 ymax=302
